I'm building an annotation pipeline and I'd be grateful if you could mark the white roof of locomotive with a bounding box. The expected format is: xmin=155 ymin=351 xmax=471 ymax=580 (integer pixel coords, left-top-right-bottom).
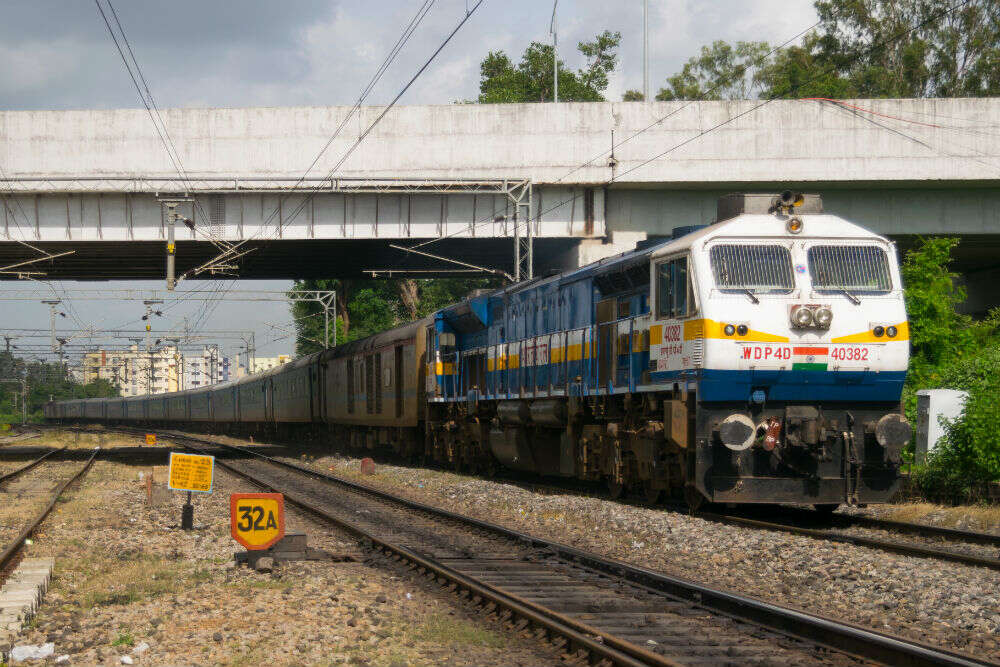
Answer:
xmin=649 ymin=213 xmax=891 ymax=260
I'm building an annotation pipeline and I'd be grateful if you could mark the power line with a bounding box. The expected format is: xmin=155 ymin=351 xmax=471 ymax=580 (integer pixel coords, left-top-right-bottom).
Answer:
xmin=399 ymin=0 xmax=977 ymax=270
xmin=174 ymin=0 xmax=440 ymax=279
xmin=94 ymin=0 xmax=232 ymax=256
xmin=198 ymin=0 xmax=486 ymax=278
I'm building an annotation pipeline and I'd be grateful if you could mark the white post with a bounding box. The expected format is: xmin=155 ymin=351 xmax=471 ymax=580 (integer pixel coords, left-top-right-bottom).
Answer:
xmin=550 ymin=0 xmax=559 ymax=103
xmin=643 ymin=0 xmax=649 ymax=100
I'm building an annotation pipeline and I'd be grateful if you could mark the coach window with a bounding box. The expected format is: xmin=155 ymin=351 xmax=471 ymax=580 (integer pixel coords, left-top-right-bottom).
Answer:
xmin=656 ymin=256 xmax=693 ymax=319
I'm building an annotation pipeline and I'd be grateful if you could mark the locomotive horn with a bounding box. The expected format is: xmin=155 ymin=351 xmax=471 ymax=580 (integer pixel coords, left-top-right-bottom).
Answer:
xmin=771 ymin=191 xmax=805 ymax=213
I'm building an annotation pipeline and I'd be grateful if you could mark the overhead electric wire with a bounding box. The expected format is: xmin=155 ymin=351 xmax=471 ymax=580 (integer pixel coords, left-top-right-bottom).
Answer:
xmin=395 ymin=16 xmax=828 ymax=259
xmin=208 ymin=0 xmax=485 ymax=277
xmin=810 ymin=98 xmax=1000 ymax=180
xmin=177 ymin=0 xmax=441 ymax=278
xmin=398 ymin=0 xmax=978 ymax=272
xmin=94 ymin=0 xmax=232 ymax=254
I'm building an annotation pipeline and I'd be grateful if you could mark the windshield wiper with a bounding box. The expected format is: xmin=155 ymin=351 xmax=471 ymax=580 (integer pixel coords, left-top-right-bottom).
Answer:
xmin=743 ymin=289 xmax=760 ymax=305
xmin=841 ymin=289 xmax=861 ymax=305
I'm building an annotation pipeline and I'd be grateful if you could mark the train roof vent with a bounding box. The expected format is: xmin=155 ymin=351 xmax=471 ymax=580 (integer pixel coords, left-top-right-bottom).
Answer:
xmin=717 ymin=192 xmax=823 ymax=222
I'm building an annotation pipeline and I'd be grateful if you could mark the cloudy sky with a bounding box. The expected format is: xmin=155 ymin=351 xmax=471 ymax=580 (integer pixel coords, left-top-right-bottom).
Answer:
xmin=1 ymin=0 xmax=819 ymax=364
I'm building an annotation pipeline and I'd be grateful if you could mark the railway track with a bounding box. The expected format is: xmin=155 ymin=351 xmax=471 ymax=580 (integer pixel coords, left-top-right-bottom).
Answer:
xmin=50 ymin=423 xmax=1000 ymax=570
xmin=0 ymin=430 xmax=42 ymax=446
xmin=694 ymin=507 xmax=1000 ymax=572
xmin=134 ymin=428 xmax=990 ymax=667
xmin=0 ymin=448 xmax=98 ymax=584
xmin=474 ymin=467 xmax=1000 ymax=572
xmin=0 ymin=448 xmax=65 ymax=487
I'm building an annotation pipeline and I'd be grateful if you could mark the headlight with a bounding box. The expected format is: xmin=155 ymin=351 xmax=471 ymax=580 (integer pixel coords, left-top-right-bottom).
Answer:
xmin=791 ymin=306 xmax=813 ymax=328
xmin=724 ymin=324 xmax=736 ymax=336
xmin=873 ymin=325 xmax=885 ymax=337
xmin=813 ymin=307 xmax=833 ymax=329
xmin=886 ymin=325 xmax=898 ymax=338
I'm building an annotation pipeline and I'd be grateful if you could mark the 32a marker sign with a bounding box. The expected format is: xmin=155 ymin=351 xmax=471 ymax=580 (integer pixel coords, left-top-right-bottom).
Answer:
xmin=230 ymin=493 xmax=285 ymax=550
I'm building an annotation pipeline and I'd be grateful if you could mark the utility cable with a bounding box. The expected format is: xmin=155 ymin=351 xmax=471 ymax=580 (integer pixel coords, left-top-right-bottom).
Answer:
xmin=210 ymin=0 xmax=486 ymax=277
xmin=179 ymin=0 xmax=442 ymax=278
xmin=400 ymin=0 xmax=977 ymax=269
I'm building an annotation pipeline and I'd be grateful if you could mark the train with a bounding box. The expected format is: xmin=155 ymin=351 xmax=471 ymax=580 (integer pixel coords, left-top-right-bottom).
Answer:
xmin=47 ymin=192 xmax=912 ymax=509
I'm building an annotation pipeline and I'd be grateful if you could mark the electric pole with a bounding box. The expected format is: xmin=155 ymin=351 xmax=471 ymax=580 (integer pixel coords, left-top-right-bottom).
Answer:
xmin=550 ymin=0 xmax=559 ymax=103
xmin=166 ymin=202 xmax=177 ymax=290
xmin=643 ymin=0 xmax=649 ymax=100
xmin=41 ymin=300 xmax=61 ymax=353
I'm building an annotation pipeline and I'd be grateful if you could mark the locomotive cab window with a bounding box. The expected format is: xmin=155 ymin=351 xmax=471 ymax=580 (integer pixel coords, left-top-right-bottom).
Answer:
xmin=656 ymin=256 xmax=694 ymax=319
xmin=807 ymin=245 xmax=892 ymax=293
xmin=709 ymin=244 xmax=794 ymax=292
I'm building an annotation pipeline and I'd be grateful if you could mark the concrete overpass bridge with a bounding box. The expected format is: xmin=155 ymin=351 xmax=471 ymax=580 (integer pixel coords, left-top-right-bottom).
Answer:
xmin=2 ymin=98 xmax=998 ymax=309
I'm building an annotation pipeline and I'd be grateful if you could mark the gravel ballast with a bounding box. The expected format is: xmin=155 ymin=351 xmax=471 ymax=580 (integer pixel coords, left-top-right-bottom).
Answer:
xmin=269 ymin=446 xmax=1000 ymax=661
xmin=5 ymin=440 xmax=563 ymax=666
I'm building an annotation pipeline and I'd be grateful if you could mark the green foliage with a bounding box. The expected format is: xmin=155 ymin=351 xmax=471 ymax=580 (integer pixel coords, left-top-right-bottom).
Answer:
xmin=655 ymin=41 xmax=771 ymax=101
xmin=290 ymin=277 xmax=502 ymax=355
xmin=622 ymin=89 xmax=644 ymax=101
xmin=658 ymin=0 xmax=1000 ymax=100
xmin=902 ymin=238 xmax=972 ymax=369
xmin=913 ymin=347 xmax=1000 ymax=502
xmin=478 ymin=31 xmax=622 ymax=103
xmin=0 ymin=350 xmax=118 ymax=422
xmin=898 ymin=238 xmax=1000 ymax=498
xmin=111 ymin=630 xmax=135 ymax=647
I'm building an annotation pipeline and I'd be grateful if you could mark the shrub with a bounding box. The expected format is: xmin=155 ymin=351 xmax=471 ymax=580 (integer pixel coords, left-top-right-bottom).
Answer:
xmin=913 ymin=347 xmax=1000 ymax=502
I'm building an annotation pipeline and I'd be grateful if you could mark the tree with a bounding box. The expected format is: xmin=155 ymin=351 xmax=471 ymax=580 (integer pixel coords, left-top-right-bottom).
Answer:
xmin=478 ymin=31 xmax=622 ymax=103
xmin=289 ymin=276 xmax=503 ymax=356
xmin=655 ymin=41 xmax=771 ymax=101
xmin=0 ymin=350 xmax=118 ymax=423
xmin=622 ymin=90 xmax=644 ymax=101
xmin=897 ymin=238 xmax=1000 ymax=498
xmin=659 ymin=0 xmax=1000 ymax=101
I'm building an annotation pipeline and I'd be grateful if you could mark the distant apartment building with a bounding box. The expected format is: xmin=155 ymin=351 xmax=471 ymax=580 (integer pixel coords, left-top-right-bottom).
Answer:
xmin=82 ymin=345 xmax=179 ymax=397
xmin=236 ymin=354 xmax=291 ymax=378
xmin=83 ymin=346 xmax=289 ymax=393
xmin=181 ymin=347 xmax=235 ymax=389
xmin=254 ymin=355 xmax=292 ymax=373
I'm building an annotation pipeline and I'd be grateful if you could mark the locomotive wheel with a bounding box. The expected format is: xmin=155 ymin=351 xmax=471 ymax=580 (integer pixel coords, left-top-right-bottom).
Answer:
xmin=642 ymin=481 xmax=664 ymax=505
xmin=606 ymin=477 xmax=626 ymax=499
xmin=481 ymin=458 xmax=499 ymax=478
xmin=683 ymin=485 xmax=705 ymax=513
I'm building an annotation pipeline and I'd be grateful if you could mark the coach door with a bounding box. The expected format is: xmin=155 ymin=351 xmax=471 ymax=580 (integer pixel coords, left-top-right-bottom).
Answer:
xmin=395 ymin=346 xmax=404 ymax=418
xmin=596 ymin=297 xmax=615 ymax=391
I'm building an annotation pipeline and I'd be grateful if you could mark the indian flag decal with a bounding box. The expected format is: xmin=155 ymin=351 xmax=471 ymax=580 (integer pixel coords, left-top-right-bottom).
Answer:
xmin=792 ymin=346 xmax=828 ymax=371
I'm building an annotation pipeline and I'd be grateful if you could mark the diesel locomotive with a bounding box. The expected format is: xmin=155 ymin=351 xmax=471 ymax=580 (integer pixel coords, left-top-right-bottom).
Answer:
xmin=48 ymin=193 xmax=912 ymax=509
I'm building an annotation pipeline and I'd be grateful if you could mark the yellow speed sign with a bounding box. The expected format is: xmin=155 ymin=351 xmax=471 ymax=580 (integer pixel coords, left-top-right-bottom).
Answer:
xmin=167 ymin=452 xmax=215 ymax=493
xmin=230 ymin=493 xmax=285 ymax=550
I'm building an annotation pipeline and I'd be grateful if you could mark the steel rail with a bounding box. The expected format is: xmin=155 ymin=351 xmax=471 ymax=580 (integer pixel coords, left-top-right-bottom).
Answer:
xmin=0 ymin=447 xmax=65 ymax=486
xmin=0 ymin=448 xmax=99 ymax=578
xmin=0 ymin=431 xmax=42 ymax=445
xmin=694 ymin=510 xmax=1000 ymax=572
xmin=157 ymin=430 xmax=992 ymax=667
xmin=184 ymin=441 xmax=670 ymax=667
xmin=518 ymin=479 xmax=1000 ymax=569
xmin=798 ymin=509 xmax=1000 ymax=548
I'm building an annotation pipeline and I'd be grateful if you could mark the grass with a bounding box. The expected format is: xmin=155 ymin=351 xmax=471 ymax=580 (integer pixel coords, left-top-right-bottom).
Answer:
xmin=886 ymin=502 xmax=1000 ymax=530
xmin=76 ymin=554 xmax=211 ymax=609
xmin=111 ymin=629 xmax=135 ymax=647
xmin=409 ymin=613 xmax=505 ymax=649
